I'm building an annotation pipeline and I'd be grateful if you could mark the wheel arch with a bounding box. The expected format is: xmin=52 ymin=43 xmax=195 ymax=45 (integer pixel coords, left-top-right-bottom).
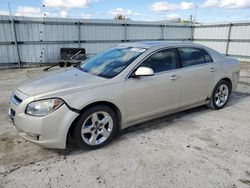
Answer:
xmin=209 ymin=76 xmax=233 ymax=101
xmin=66 ymin=101 xmax=122 ymax=146
xmin=208 ymin=77 xmax=232 ymax=109
xmin=220 ymin=77 xmax=232 ymax=94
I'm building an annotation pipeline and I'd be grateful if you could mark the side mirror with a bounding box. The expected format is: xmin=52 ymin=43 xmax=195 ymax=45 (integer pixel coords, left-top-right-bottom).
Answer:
xmin=134 ymin=67 xmax=154 ymax=77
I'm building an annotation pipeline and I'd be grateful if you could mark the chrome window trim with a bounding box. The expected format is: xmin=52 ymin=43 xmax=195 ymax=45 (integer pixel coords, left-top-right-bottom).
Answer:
xmin=175 ymin=61 xmax=213 ymax=71
xmin=126 ymin=46 xmax=214 ymax=80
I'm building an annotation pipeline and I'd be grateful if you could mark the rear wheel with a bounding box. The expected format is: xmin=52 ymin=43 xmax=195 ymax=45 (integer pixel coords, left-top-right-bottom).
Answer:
xmin=73 ymin=105 xmax=118 ymax=149
xmin=208 ymin=80 xmax=230 ymax=109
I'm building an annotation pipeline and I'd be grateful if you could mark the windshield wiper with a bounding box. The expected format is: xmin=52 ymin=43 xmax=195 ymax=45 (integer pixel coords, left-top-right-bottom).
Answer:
xmin=76 ymin=66 xmax=111 ymax=79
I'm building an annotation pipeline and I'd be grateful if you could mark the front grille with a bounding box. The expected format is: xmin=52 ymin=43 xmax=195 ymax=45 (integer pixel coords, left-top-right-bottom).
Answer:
xmin=10 ymin=93 xmax=22 ymax=106
xmin=13 ymin=95 xmax=22 ymax=104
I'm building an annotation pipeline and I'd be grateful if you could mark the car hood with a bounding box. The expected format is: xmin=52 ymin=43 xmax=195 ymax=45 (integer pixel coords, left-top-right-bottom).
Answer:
xmin=17 ymin=67 xmax=107 ymax=97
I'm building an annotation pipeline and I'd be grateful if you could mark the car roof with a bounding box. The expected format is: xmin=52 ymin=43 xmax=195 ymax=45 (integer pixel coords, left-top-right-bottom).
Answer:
xmin=120 ymin=40 xmax=226 ymax=63
xmin=120 ymin=41 xmax=194 ymax=49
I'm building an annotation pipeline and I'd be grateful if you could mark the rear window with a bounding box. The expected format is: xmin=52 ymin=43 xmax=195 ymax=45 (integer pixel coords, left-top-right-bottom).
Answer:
xmin=178 ymin=47 xmax=213 ymax=68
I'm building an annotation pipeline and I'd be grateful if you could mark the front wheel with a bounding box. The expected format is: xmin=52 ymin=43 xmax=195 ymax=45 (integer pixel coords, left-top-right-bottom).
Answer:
xmin=208 ymin=80 xmax=230 ymax=110
xmin=73 ymin=105 xmax=118 ymax=149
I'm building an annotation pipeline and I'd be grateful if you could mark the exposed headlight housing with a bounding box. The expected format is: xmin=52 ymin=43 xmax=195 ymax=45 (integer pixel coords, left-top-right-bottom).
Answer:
xmin=26 ymin=98 xmax=64 ymax=116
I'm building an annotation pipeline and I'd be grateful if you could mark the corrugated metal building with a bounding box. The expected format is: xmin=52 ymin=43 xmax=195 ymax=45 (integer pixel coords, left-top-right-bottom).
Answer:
xmin=0 ymin=15 xmax=249 ymax=68
xmin=0 ymin=15 xmax=192 ymax=68
xmin=194 ymin=21 xmax=250 ymax=62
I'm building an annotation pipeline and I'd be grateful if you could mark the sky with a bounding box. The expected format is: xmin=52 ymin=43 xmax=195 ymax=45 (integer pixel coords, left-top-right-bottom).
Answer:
xmin=0 ymin=0 xmax=250 ymax=23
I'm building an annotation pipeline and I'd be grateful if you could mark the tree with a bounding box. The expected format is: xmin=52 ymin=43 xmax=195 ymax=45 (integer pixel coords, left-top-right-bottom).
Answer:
xmin=114 ymin=14 xmax=126 ymax=20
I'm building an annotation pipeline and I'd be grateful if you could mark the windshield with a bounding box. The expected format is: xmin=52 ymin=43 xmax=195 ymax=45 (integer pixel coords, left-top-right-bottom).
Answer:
xmin=79 ymin=47 xmax=146 ymax=78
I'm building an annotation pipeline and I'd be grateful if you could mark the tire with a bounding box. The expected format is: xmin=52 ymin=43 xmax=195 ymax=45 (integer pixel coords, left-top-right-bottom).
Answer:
xmin=208 ymin=80 xmax=230 ymax=110
xmin=73 ymin=105 xmax=118 ymax=149
xmin=59 ymin=62 xmax=65 ymax=67
xmin=66 ymin=62 xmax=71 ymax=67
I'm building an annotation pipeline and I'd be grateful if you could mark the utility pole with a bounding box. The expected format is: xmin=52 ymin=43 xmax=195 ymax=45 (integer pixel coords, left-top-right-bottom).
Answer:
xmin=193 ymin=5 xmax=198 ymax=23
xmin=8 ymin=2 xmax=12 ymax=18
xmin=8 ymin=2 xmax=21 ymax=67
xmin=40 ymin=4 xmax=47 ymax=64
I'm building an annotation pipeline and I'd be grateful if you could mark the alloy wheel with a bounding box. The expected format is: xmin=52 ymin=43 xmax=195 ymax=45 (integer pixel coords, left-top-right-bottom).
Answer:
xmin=81 ymin=111 xmax=113 ymax=146
xmin=214 ymin=84 xmax=229 ymax=107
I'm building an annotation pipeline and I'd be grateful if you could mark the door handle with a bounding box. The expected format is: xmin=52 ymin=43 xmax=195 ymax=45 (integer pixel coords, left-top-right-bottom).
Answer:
xmin=210 ymin=67 xmax=217 ymax=72
xmin=169 ymin=75 xmax=180 ymax=80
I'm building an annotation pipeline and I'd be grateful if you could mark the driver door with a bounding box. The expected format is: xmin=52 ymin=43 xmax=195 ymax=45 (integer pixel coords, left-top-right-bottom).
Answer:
xmin=124 ymin=48 xmax=181 ymax=124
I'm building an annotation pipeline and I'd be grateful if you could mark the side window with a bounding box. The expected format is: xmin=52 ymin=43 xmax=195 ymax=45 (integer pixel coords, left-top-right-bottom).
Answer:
xmin=204 ymin=52 xmax=213 ymax=63
xmin=139 ymin=49 xmax=177 ymax=73
xmin=178 ymin=48 xmax=213 ymax=68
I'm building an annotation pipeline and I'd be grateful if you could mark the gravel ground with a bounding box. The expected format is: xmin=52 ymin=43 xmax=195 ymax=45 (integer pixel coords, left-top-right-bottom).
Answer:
xmin=0 ymin=65 xmax=250 ymax=188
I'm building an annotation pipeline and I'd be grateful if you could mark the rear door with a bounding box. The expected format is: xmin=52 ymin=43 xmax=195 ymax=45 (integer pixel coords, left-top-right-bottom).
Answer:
xmin=177 ymin=47 xmax=218 ymax=107
xmin=124 ymin=48 xmax=181 ymax=123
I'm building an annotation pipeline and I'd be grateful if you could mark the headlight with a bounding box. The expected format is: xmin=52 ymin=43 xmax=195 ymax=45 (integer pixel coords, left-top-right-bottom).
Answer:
xmin=26 ymin=98 xmax=64 ymax=116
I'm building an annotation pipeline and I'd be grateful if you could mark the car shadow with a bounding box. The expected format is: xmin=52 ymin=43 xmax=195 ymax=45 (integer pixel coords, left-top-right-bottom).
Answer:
xmin=121 ymin=91 xmax=250 ymax=136
xmin=226 ymin=91 xmax=250 ymax=106
xmin=56 ymin=91 xmax=250 ymax=156
xmin=119 ymin=106 xmax=208 ymax=138
xmin=58 ymin=105 xmax=210 ymax=156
